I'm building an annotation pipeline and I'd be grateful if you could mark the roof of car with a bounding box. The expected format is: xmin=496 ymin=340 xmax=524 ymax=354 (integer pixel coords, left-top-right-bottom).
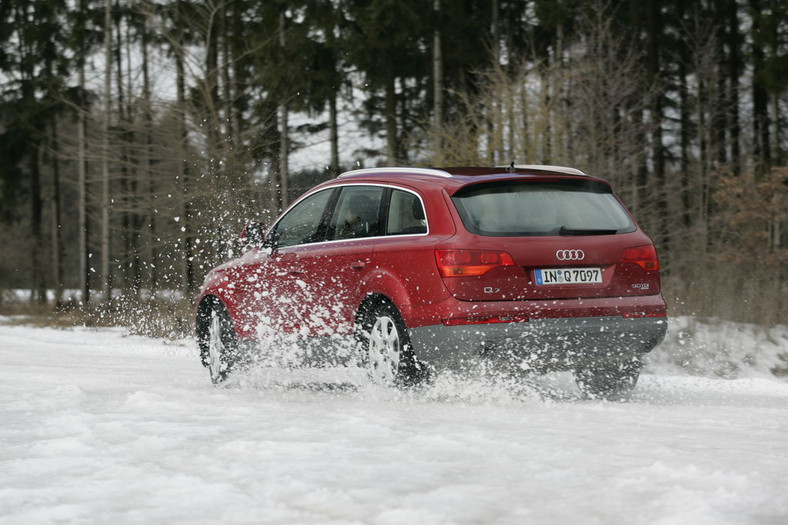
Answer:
xmin=337 ymin=167 xmax=454 ymax=179
xmin=338 ymin=165 xmax=588 ymax=178
xmin=335 ymin=165 xmax=600 ymax=190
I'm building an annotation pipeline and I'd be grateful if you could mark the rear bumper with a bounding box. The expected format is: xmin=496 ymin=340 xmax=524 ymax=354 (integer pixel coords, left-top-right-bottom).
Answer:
xmin=408 ymin=314 xmax=667 ymax=371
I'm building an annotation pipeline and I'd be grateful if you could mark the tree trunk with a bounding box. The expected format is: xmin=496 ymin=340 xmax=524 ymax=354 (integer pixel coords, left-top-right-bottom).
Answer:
xmin=101 ymin=0 xmax=112 ymax=303
xmin=50 ymin=118 xmax=64 ymax=306
xmin=176 ymin=0 xmax=195 ymax=295
xmin=678 ymin=58 xmax=692 ymax=228
xmin=489 ymin=0 xmax=500 ymax=164
xmin=278 ymin=12 xmax=289 ymax=208
xmin=78 ymin=6 xmax=90 ymax=304
xmin=279 ymin=102 xmax=289 ymax=207
xmin=433 ymin=0 xmax=443 ymax=163
xmin=749 ymin=0 xmax=771 ymax=175
xmin=397 ymin=77 xmax=409 ymax=163
xmin=205 ymin=1 xmax=221 ymax=158
xmin=767 ymin=0 xmax=782 ymax=165
xmin=114 ymin=2 xmax=132 ymax=295
xmin=491 ymin=0 xmax=499 ymax=66
xmin=726 ymin=0 xmax=741 ymax=174
xmin=141 ymin=4 xmax=156 ymax=294
xmin=123 ymin=5 xmax=142 ymax=297
xmin=714 ymin=3 xmax=728 ymax=165
xmin=30 ymin=143 xmax=46 ymax=305
xmin=231 ymin=0 xmax=245 ymax=143
xmin=329 ymin=93 xmax=339 ymax=175
xmin=267 ymin=103 xmax=281 ymax=215
xmin=384 ymin=58 xmax=398 ymax=164
xmin=540 ymin=67 xmax=552 ymax=164
xmin=17 ymin=0 xmax=46 ymax=305
xmin=646 ymin=0 xmax=667 ymax=251
xmin=221 ymin=1 xmax=233 ymax=148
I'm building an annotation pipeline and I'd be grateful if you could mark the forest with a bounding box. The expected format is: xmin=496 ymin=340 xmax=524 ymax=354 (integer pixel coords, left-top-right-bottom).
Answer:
xmin=0 ymin=0 xmax=786 ymax=328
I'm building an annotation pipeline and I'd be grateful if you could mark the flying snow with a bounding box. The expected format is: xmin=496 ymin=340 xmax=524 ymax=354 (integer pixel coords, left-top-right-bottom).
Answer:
xmin=0 ymin=318 xmax=786 ymax=525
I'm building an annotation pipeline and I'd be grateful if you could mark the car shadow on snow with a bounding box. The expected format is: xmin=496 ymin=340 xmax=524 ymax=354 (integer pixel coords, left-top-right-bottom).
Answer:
xmin=214 ymin=363 xmax=607 ymax=405
xmin=211 ymin=358 xmax=788 ymax=409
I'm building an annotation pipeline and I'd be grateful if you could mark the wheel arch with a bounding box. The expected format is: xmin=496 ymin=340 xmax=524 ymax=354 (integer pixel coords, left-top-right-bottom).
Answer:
xmin=357 ymin=268 xmax=417 ymax=324
xmin=354 ymin=293 xmax=400 ymax=329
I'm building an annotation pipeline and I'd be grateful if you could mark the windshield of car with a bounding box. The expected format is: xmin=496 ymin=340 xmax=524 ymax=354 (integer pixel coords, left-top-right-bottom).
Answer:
xmin=451 ymin=180 xmax=636 ymax=237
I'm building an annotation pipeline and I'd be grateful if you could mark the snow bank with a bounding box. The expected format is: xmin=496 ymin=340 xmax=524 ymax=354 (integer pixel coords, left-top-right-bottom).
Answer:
xmin=647 ymin=316 xmax=788 ymax=379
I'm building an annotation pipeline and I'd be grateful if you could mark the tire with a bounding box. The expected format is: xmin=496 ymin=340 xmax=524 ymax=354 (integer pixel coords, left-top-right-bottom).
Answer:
xmin=358 ymin=301 xmax=430 ymax=387
xmin=575 ymin=358 xmax=642 ymax=400
xmin=198 ymin=300 xmax=239 ymax=384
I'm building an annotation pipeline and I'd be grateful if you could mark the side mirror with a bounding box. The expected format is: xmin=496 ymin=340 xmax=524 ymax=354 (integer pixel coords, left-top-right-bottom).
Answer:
xmin=240 ymin=222 xmax=265 ymax=249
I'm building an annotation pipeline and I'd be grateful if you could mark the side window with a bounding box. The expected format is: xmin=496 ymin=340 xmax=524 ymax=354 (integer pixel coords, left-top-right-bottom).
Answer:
xmin=386 ymin=189 xmax=427 ymax=235
xmin=271 ymin=189 xmax=333 ymax=248
xmin=330 ymin=186 xmax=385 ymax=240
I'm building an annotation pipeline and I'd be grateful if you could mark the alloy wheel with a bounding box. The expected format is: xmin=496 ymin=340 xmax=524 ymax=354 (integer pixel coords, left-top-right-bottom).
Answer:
xmin=367 ymin=314 xmax=402 ymax=385
xmin=207 ymin=311 xmax=227 ymax=383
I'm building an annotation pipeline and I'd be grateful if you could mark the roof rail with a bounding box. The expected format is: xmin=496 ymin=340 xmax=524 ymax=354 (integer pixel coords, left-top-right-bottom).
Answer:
xmin=338 ymin=167 xmax=452 ymax=179
xmin=497 ymin=164 xmax=587 ymax=176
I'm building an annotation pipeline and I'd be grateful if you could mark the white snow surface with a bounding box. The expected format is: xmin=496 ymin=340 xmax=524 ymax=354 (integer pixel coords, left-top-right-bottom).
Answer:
xmin=1 ymin=318 xmax=787 ymax=525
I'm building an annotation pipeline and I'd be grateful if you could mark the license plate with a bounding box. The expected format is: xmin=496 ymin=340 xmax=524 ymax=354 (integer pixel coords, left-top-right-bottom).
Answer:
xmin=535 ymin=268 xmax=602 ymax=285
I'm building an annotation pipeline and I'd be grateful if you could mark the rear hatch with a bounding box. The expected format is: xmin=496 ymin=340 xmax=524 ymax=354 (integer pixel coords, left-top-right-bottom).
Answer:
xmin=437 ymin=178 xmax=661 ymax=301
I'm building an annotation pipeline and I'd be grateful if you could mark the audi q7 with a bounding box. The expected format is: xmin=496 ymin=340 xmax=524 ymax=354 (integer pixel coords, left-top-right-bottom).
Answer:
xmin=196 ymin=165 xmax=667 ymax=397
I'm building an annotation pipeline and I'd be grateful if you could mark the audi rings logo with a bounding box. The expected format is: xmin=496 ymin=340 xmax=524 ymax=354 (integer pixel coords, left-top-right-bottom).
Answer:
xmin=556 ymin=249 xmax=585 ymax=261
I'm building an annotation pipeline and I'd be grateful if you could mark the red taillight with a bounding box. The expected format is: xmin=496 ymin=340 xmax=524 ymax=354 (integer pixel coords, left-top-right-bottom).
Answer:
xmin=621 ymin=245 xmax=660 ymax=271
xmin=435 ymin=249 xmax=515 ymax=277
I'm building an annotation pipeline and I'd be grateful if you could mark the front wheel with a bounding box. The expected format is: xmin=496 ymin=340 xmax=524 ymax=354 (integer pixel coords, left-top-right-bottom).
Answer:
xmin=198 ymin=301 xmax=239 ymax=384
xmin=575 ymin=358 xmax=642 ymax=400
xmin=358 ymin=301 xmax=430 ymax=387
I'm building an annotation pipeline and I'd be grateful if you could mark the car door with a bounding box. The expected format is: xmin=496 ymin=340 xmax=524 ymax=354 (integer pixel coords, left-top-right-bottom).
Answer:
xmin=234 ymin=188 xmax=335 ymax=336
xmin=282 ymin=184 xmax=386 ymax=338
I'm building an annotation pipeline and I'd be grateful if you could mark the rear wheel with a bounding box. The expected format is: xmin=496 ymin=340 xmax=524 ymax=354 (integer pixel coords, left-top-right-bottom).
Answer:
xmin=358 ymin=301 xmax=430 ymax=387
xmin=575 ymin=358 xmax=642 ymax=400
xmin=198 ymin=301 xmax=239 ymax=384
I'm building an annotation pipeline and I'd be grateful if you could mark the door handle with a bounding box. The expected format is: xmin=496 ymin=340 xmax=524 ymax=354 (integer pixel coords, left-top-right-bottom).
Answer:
xmin=350 ymin=260 xmax=367 ymax=270
xmin=288 ymin=268 xmax=306 ymax=275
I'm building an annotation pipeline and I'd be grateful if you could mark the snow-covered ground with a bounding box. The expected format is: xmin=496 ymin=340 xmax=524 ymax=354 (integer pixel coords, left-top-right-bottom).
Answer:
xmin=1 ymin=317 xmax=786 ymax=525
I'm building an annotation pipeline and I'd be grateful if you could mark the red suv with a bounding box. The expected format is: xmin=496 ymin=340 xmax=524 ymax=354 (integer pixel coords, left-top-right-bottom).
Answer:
xmin=196 ymin=165 xmax=667 ymax=397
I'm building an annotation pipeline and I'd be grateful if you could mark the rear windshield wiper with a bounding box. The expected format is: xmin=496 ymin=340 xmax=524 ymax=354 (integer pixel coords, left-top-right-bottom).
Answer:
xmin=558 ymin=226 xmax=619 ymax=236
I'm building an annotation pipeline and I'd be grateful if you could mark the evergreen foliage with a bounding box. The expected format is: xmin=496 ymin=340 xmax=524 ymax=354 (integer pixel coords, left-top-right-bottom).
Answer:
xmin=0 ymin=0 xmax=785 ymax=324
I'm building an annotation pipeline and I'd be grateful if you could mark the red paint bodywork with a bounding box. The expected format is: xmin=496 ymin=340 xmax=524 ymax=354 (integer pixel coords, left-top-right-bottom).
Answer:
xmin=197 ymin=168 xmax=667 ymax=346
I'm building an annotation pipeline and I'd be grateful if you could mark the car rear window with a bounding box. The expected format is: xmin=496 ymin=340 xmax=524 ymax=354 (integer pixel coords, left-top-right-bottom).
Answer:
xmin=451 ymin=180 xmax=636 ymax=237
